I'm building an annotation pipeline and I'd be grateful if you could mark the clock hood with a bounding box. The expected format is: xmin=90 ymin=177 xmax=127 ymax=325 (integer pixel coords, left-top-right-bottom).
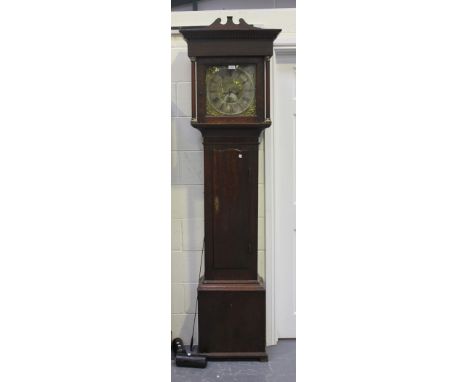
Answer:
xmin=180 ymin=16 xmax=281 ymax=57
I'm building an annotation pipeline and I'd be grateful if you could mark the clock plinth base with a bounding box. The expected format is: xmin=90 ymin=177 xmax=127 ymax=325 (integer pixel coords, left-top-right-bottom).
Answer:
xmin=197 ymin=278 xmax=267 ymax=360
xmin=196 ymin=351 xmax=268 ymax=362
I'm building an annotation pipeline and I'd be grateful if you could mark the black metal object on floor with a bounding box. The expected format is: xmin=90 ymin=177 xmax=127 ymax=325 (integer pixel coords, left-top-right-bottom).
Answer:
xmin=171 ymin=339 xmax=296 ymax=382
xmin=172 ymin=338 xmax=207 ymax=369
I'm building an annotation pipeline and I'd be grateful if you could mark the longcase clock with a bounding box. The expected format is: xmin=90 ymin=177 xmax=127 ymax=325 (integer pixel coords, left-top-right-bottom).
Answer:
xmin=180 ymin=17 xmax=280 ymax=361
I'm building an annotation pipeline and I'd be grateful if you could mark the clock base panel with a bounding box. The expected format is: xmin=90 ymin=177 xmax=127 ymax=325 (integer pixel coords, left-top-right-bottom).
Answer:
xmin=197 ymin=280 xmax=266 ymax=359
xmin=196 ymin=351 xmax=268 ymax=362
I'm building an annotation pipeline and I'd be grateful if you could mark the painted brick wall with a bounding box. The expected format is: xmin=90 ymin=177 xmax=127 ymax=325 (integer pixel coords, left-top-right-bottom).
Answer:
xmin=171 ymin=42 xmax=266 ymax=344
xmin=172 ymin=0 xmax=296 ymax=12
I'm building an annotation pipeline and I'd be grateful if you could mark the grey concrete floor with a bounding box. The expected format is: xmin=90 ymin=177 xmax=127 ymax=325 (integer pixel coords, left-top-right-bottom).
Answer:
xmin=171 ymin=339 xmax=296 ymax=382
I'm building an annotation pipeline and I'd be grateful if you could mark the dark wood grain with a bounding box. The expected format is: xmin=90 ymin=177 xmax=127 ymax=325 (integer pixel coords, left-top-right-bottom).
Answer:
xmin=204 ymin=140 xmax=259 ymax=281
xmin=180 ymin=17 xmax=280 ymax=58
xmin=198 ymin=280 xmax=266 ymax=355
xmin=265 ymin=58 xmax=270 ymax=120
xmin=212 ymin=147 xmax=250 ymax=269
xmin=180 ymin=16 xmax=280 ymax=360
xmin=191 ymin=58 xmax=196 ymax=119
xmin=196 ymin=352 xmax=268 ymax=361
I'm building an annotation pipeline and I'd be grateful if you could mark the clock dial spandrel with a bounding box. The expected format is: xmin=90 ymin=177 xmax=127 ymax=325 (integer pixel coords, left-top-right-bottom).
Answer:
xmin=206 ymin=64 xmax=256 ymax=117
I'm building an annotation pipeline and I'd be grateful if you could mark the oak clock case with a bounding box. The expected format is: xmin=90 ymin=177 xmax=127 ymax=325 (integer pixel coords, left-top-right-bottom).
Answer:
xmin=180 ymin=17 xmax=280 ymax=361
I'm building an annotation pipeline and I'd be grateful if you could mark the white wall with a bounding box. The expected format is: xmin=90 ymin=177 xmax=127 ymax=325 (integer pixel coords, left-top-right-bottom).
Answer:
xmin=171 ymin=9 xmax=295 ymax=345
xmin=172 ymin=0 xmax=296 ymax=12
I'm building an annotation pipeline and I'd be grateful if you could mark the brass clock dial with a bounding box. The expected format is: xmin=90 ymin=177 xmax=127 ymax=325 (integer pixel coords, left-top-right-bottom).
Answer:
xmin=206 ymin=64 xmax=256 ymax=117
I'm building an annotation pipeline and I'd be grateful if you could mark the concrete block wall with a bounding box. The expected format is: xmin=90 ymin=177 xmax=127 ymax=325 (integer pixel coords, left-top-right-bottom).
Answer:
xmin=171 ymin=41 xmax=266 ymax=344
xmin=172 ymin=0 xmax=296 ymax=12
